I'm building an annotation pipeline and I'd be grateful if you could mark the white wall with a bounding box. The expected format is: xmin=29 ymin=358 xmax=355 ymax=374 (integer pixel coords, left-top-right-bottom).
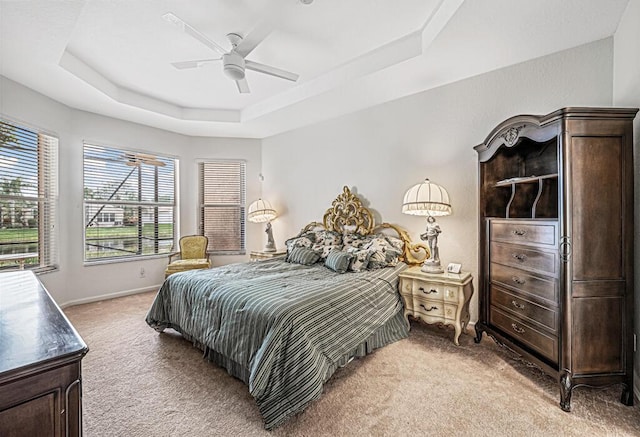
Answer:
xmin=0 ymin=76 xmax=261 ymax=306
xmin=262 ymin=38 xmax=614 ymax=324
xmin=0 ymin=34 xmax=628 ymax=343
xmin=613 ymin=0 xmax=640 ymax=402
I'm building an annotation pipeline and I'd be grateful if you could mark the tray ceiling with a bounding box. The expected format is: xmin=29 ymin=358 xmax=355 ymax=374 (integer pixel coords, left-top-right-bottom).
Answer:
xmin=0 ymin=0 xmax=631 ymax=138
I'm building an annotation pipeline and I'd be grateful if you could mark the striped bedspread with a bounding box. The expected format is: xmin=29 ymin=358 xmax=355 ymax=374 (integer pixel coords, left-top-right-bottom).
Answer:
xmin=145 ymin=259 xmax=409 ymax=429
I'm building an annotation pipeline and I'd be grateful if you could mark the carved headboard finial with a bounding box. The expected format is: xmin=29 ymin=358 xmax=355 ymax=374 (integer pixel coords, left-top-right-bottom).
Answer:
xmin=322 ymin=186 xmax=375 ymax=235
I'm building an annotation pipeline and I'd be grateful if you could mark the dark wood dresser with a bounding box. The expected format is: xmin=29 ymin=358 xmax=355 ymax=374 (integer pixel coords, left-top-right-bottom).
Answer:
xmin=0 ymin=271 xmax=88 ymax=436
xmin=474 ymin=107 xmax=637 ymax=411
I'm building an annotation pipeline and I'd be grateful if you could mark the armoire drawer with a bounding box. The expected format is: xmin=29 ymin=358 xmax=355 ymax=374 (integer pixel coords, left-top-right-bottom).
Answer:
xmin=490 ymin=242 xmax=558 ymax=276
xmin=490 ymin=307 xmax=558 ymax=364
xmin=490 ymin=221 xmax=557 ymax=247
xmin=490 ymin=286 xmax=558 ymax=333
xmin=490 ymin=263 xmax=558 ymax=303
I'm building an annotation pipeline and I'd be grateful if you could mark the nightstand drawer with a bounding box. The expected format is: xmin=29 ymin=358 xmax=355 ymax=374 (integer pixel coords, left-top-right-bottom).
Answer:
xmin=490 ymin=307 xmax=558 ymax=363
xmin=414 ymin=300 xmax=445 ymax=318
xmin=491 ymin=242 xmax=558 ymax=276
xmin=490 ymin=263 xmax=558 ymax=303
xmin=413 ymin=299 xmax=457 ymax=321
xmin=490 ymin=286 xmax=558 ymax=333
xmin=413 ymin=281 xmax=444 ymax=300
xmin=490 ymin=221 xmax=557 ymax=247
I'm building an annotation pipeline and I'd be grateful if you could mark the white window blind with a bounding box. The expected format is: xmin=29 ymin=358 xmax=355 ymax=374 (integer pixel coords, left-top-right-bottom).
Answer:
xmin=83 ymin=144 xmax=176 ymax=262
xmin=0 ymin=120 xmax=58 ymax=272
xmin=199 ymin=161 xmax=246 ymax=254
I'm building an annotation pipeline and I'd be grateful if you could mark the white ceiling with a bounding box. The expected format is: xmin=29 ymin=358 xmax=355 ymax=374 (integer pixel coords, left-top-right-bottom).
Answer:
xmin=0 ymin=0 xmax=631 ymax=138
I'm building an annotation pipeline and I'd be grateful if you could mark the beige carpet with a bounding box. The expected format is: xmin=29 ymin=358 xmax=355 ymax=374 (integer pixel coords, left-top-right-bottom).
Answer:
xmin=64 ymin=291 xmax=640 ymax=436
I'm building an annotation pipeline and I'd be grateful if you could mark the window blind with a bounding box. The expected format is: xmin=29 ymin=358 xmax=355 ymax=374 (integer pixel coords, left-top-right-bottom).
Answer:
xmin=0 ymin=120 xmax=58 ymax=272
xmin=199 ymin=161 xmax=246 ymax=254
xmin=83 ymin=144 xmax=176 ymax=262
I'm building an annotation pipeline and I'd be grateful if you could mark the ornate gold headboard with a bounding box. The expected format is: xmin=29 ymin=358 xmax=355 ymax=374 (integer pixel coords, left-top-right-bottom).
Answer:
xmin=323 ymin=186 xmax=375 ymax=235
xmin=300 ymin=186 xmax=429 ymax=266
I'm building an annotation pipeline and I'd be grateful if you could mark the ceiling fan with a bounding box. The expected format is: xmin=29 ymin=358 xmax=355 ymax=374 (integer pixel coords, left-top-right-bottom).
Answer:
xmin=162 ymin=12 xmax=299 ymax=94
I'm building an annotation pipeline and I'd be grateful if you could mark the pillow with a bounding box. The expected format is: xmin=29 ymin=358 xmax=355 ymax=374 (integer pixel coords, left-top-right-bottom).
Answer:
xmin=286 ymin=246 xmax=321 ymax=265
xmin=285 ymin=235 xmax=314 ymax=253
xmin=363 ymin=236 xmax=402 ymax=269
xmin=324 ymin=250 xmax=353 ymax=273
xmin=382 ymin=234 xmax=405 ymax=252
xmin=342 ymin=232 xmax=367 ymax=250
xmin=311 ymin=230 xmax=344 ymax=258
xmin=346 ymin=247 xmax=372 ymax=272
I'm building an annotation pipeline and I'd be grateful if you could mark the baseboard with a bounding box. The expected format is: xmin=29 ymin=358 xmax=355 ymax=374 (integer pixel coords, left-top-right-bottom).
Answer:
xmin=60 ymin=284 xmax=161 ymax=308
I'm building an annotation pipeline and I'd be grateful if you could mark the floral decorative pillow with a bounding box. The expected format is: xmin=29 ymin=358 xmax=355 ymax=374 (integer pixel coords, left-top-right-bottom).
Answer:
xmin=363 ymin=236 xmax=402 ymax=269
xmin=285 ymin=235 xmax=313 ymax=251
xmin=383 ymin=234 xmax=404 ymax=252
xmin=342 ymin=232 xmax=368 ymax=250
xmin=346 ymin=247 xmax=372 ymax=272
xmin=311 ymin=230 xmax=343 ymax=258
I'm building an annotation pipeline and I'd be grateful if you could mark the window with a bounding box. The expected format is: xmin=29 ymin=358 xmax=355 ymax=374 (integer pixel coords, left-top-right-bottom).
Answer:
xmin=199 ymin=161 xmax=246 ymax=254
xmin=0 ymin=120 xmax=58 ymax=272
xmin=83 ymin=144 xmax=176 ymax=262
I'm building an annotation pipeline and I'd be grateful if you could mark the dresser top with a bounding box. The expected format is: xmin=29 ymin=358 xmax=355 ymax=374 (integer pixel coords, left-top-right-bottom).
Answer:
xmin=0 ymin=271 xmax=88 ymax=377
xmin=399 ymin=266 xmax=472 ymax=284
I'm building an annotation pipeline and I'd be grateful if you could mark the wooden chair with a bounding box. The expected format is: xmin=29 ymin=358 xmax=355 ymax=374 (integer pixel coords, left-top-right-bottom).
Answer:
xmin=165 ymin=235 xmax=211 ymax=278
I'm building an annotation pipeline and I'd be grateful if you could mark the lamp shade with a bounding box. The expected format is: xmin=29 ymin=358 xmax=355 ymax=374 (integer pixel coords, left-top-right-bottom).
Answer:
xmin=402 ymin=179 xmax=452 ymax=216
xmin=248 ymin=198 xmax=277 ymax=223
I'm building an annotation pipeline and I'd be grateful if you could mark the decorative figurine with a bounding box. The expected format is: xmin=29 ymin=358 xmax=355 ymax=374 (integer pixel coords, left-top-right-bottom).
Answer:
xmin=264 ymin=221 xmax=276 ymax=252
xmin=420 ymin=216 xmax=443 ymax=273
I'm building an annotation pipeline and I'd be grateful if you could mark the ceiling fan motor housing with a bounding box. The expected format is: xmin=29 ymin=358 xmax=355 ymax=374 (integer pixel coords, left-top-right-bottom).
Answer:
xmin=223 ymin=52 xmax=246 ymax=80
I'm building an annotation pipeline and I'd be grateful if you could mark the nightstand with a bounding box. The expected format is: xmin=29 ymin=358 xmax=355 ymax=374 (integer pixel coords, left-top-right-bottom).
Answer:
xmin=398 ymin=266 xmax=474 ymax=345
xmin=250 ymin=250 xmax=287 ymax=261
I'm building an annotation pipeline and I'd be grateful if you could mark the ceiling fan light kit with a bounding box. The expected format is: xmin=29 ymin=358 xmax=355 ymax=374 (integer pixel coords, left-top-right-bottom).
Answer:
xmin=223 ymin=52 xmax=246 ymax=80
xmin=164 ymin=12 xmax=299 ymax=94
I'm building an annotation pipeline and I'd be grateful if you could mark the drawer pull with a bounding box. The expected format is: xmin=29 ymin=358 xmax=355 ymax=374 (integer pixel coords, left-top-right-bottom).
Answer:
xmin=420 ymin=304 xmax=438 ymax=312
xmin=511 ymin=300 xmax=525 ymax=310
xmin=512 ymin=229 xmax=527 ymax=236
xmin=512 ymin=253 xmax=527 ymax=262
xmin=511 ymin=323 xmax=525 ymax=334
xmin=511 ymin=276 xmax=526 ymax=285
xmin=419 ymin=287 xmax=438 ymax=295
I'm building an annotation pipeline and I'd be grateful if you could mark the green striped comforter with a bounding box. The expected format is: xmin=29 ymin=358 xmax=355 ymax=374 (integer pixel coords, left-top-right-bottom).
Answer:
xmin=146 ymin=259 xmax=409 ymax=429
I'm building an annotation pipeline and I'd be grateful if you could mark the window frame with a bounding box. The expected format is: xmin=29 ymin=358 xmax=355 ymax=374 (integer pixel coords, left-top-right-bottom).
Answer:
xmin=0 ymin=118 xmax=58 ymax=273
xmin=82 ymin=143 xmax=177 ymax=264
xmin=198 ymin=160 xmax=247 ymax=256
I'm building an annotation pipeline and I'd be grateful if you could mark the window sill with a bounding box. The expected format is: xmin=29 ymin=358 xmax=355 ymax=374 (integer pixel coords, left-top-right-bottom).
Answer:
xmin=83 ymin=254 xmax=169 ymax=267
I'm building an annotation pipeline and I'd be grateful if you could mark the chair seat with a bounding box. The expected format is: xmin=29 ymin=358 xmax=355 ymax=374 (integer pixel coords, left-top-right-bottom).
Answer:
xmin=165 ymin=259 xmax=210 ymax=275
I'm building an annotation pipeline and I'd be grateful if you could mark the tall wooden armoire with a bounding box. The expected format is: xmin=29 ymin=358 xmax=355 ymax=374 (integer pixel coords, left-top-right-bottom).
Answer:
xmin=474 ymin=107 xmax=637 ymax=410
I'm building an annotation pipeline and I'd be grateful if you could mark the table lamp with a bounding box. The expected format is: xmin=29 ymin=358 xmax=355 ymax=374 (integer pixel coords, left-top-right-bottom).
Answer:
xmin=248 ymin=198 xmax=277 ymax=252
xmin=402 ymin=179 xmax=452 ymax=273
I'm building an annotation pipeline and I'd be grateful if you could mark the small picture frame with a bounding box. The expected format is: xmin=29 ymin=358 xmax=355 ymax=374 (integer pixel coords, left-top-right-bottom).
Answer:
xmin=446 ymin=262 xmax=462 ymax=274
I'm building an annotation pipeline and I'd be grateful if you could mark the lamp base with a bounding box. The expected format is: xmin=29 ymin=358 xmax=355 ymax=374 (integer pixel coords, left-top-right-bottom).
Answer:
xmin=421 ymin=260 xmax=444 ymax=274
xmin=263 ymin=244 xmax=276 ymax=253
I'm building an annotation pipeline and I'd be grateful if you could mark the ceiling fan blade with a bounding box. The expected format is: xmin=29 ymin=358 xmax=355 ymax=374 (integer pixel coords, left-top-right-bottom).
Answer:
xmin=162 ymin=12 xmax=227 ymax=56
xmin=234 ymin=20 xmax=273 ymax=58
xmin=245 ymin=60 xmax=299 ymax=82
xmin=235 ymin=78 xmax=250 ymax=94
xmin=171 ymin=58 xmax=221 ymax=70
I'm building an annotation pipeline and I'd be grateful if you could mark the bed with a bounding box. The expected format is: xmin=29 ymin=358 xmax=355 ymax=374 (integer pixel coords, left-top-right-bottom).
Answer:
xmin=146 ymin=187 xmax=428 ymax=429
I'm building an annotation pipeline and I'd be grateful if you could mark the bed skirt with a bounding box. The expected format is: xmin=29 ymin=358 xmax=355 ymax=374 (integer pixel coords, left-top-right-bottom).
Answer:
xmin=168 ymin=308 xmax=409 ymax=426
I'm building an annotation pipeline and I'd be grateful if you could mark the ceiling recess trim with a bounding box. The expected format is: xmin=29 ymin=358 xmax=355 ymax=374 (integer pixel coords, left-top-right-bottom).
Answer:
xmin=59 ymin=51 xmax=240 ymax=122
xmin=57 ymin=0 xmax=464 ymax=126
